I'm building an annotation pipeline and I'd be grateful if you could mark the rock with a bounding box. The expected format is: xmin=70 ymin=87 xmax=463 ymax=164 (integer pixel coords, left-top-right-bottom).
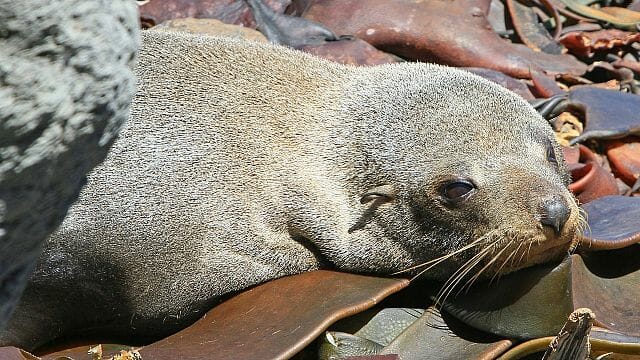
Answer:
xmin=0 ymin=0 xmax=139 ymax=329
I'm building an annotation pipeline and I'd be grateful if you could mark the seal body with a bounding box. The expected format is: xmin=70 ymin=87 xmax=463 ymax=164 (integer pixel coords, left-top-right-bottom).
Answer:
xmin=1 ymin=30 xmax=579 ymax=349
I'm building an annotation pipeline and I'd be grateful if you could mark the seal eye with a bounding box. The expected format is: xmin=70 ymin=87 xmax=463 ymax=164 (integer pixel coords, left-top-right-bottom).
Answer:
xmin=442 ymin=180 xmax=475 ymax=203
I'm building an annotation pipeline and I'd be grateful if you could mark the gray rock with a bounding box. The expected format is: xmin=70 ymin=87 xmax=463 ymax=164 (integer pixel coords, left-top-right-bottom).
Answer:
xmin=0 ymin=0 xmax=139 ymax=329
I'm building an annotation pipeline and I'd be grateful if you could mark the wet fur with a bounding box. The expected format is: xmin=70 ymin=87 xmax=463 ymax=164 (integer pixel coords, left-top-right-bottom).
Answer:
xmin=1 ymin=30 xmax=578 ymax=349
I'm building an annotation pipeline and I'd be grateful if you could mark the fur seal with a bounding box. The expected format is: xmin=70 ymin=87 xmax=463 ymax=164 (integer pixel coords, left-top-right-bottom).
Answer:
xmin=1 ymin=30 xmax=579 ymax=350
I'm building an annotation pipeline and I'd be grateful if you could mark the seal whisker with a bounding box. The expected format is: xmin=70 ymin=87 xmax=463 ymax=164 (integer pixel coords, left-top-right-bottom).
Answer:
xmin=434 ymin=243 xmax=495 ymax=306
xmin=524 ymin=238 xmax=535 ymax=263
xmin=407 ymin=245 xmax=477 ymax=282
xmin=459 ymin=241 xmax=511 ymax=296
xmin=435 ymin=248 xmax=490 ymax=299
xmin=438 ymin=249 xmax=492 ymax=305
xmin=514 ymin=236 xmax=532 ymax=268
xmin=507 ymin=241 xmax=525 ymax=268
xmin=488 ymin=241 xmax=524 ymax=286
xmin=576 ymin=206 xmax=591 ymax=250
xmin=459 ymin=234 xmax=506 ymax=291
xmin=407 ymin=230 xmax=500 ymax=282
xmin=392 ymin=236 xmax=484 ymax=275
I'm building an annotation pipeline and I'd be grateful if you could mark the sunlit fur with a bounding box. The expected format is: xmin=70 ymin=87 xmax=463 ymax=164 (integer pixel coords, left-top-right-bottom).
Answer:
xmin=1 ymin=30 xmax=580 ymax=350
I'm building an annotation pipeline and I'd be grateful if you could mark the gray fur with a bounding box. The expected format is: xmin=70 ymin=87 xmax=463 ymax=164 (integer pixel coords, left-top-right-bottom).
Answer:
xmin=1 ymin=30 xmax=578 ymax=349
xmin=0 ymin=0 xmax=138 ymax=330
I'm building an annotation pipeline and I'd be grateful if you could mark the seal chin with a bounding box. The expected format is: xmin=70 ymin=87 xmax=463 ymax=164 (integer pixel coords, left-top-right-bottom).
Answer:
xmin=517 ymin=241 xmax=571 ymax=268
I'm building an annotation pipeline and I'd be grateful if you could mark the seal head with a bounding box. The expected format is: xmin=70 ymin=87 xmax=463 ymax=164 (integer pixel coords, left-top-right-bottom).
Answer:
xmin=319 ymin=64 xmax=579 ymax=280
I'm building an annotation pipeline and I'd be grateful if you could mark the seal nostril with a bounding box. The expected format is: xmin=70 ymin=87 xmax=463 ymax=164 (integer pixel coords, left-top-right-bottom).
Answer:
xmin=540 ymin=198 xmax=570 ymax=235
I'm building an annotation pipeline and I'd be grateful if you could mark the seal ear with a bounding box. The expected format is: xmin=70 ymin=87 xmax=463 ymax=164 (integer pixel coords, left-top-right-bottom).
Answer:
xmin=349 ymin=185 xmax=396 ymax=233
xmin=360 ymin=184 xmax=396 ymax=204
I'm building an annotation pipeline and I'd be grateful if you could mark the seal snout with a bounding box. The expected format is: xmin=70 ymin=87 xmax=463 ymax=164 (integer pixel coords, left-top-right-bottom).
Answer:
xmin=539 ymin=197 xmax=571 ymax=236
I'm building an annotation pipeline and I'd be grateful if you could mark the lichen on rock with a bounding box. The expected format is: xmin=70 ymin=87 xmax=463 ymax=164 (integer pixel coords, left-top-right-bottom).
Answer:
xmin=0 ymin=0 xmax=139 ymax=328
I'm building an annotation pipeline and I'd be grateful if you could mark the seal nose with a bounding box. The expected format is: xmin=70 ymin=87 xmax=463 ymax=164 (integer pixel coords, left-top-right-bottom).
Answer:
xmin=540 ymin=197 xmax=570 ymax=235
